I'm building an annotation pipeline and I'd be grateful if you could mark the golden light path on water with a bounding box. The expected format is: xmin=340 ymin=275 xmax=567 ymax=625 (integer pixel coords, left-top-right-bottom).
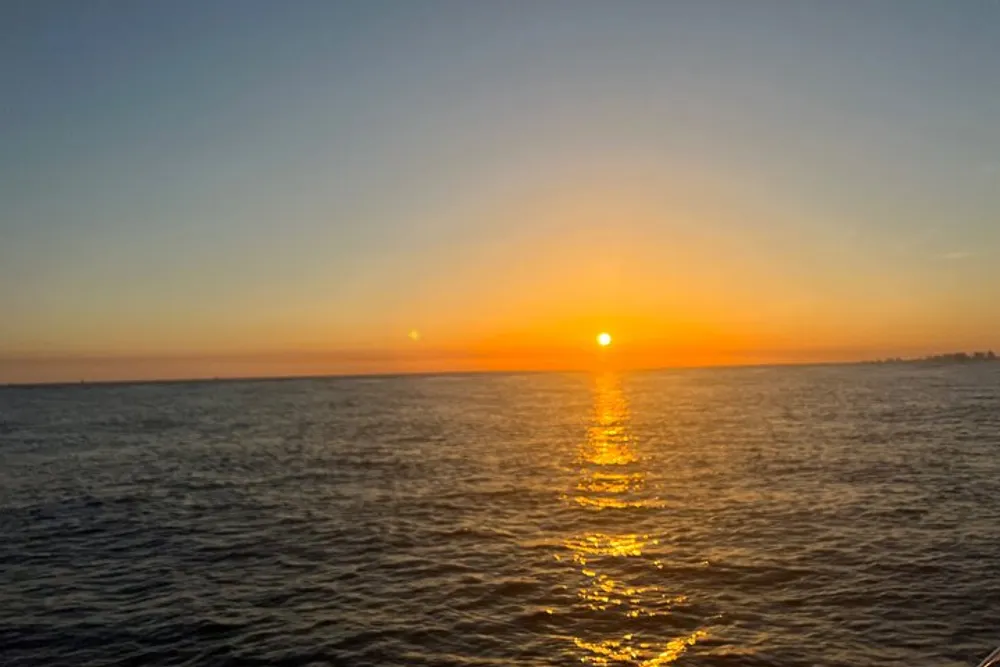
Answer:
xmin=560 ymin=373 xmax=707 ymax=665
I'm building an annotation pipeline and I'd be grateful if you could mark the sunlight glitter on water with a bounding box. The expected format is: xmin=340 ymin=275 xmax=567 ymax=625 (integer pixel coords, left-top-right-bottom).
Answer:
xmin=562 ymin=373 xmax=708 ymax=664
xmin=564 ymin=533 xmax=655 ymax=561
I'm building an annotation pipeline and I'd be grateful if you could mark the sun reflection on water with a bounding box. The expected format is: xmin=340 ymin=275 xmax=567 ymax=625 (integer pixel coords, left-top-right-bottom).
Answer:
xmin=569 ymin=374 xmax=664 ymax=510
xmin=561 ymin=373 xmax=707 ymax=665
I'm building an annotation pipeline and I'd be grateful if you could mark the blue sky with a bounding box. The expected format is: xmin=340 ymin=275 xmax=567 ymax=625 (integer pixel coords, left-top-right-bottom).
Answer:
xmin=2 ymin=1 xmax=999 ymax=380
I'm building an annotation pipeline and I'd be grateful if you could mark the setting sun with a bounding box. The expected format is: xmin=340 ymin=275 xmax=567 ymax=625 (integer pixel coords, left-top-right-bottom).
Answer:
xmin=597 ymin=332 xmax=612 ymax=347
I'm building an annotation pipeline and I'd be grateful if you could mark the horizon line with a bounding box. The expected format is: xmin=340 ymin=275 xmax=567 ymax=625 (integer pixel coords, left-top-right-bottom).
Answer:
xmin=0 ymin=357 xmax=911 ymax=390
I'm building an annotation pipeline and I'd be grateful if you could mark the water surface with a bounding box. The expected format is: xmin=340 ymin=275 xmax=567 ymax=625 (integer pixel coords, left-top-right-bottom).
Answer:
xmin=2 ymin=365 xmax=999 ymax=665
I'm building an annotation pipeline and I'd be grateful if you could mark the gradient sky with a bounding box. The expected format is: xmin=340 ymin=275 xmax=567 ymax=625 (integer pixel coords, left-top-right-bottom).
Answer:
xmin=3 ymin=1 xmax=1000 ymax=382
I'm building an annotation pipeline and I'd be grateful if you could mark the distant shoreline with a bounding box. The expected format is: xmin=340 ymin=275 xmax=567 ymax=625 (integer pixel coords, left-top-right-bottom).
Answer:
xmin=864 ymin=351 xmax=998 ymax=365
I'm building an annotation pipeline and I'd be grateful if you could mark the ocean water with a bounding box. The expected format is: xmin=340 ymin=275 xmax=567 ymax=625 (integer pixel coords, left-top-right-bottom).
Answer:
xmin=2 ymin=365 xmax=999 ymax=666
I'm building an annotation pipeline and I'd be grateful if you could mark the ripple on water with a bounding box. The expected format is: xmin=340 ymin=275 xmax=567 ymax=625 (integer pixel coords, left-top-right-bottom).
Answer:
xmin=2 ymin=367 xmax=1000 ymax=665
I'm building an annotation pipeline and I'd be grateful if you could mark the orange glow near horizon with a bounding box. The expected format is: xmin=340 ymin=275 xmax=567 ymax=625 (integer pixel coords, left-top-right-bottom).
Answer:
xmin=6 ymin=331 xmax=987 ymax=385
xmin=7 ymin=176 xmax=1000 ymax=385
xmin=6 ymin=221 xmax=998 ymax=384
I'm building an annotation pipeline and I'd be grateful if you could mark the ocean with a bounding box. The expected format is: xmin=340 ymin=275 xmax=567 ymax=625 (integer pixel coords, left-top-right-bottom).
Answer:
xmin=2 ymin=365 xmax=999 ymax=666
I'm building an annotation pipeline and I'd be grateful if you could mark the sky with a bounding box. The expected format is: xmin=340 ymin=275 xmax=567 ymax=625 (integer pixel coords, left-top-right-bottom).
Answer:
xmin=2 ymin=1 xmax=1000 ymax=383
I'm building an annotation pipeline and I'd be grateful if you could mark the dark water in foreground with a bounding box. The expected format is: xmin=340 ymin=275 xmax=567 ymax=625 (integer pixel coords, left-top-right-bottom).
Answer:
xmin=2 ymin=365 xmax=999 ymax=666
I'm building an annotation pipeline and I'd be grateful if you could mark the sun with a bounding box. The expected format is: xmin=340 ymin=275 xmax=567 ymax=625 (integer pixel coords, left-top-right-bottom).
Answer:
xmin=597 ymin=332 xmax=612 ymax=347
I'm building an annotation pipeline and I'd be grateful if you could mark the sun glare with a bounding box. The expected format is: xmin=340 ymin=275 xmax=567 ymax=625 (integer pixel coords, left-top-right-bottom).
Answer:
xmin=597 ymin=332 xmax=612 ymax=347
